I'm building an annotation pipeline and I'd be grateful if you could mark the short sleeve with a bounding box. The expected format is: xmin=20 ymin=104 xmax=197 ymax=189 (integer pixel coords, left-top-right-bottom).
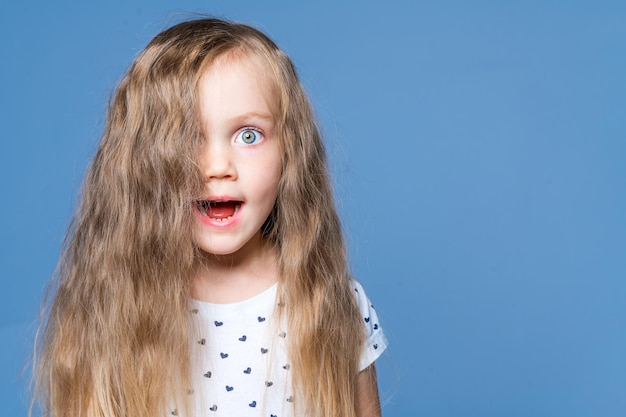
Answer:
xmin=352 ymin=280 xmax=388 ymax=371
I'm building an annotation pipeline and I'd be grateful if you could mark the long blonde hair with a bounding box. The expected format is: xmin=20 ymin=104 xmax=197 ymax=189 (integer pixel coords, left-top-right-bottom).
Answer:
xmin=35 ymin=18 xmax=364 ymax=417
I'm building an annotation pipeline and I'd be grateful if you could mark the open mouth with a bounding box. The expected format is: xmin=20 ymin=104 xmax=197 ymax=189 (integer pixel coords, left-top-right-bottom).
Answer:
xmin=196 ymin=200 xmax=242 ymax=222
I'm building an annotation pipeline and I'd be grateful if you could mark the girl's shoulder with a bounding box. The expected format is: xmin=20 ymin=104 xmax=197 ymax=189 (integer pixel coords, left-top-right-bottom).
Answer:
xmin=351 ymin=280 xmax=378 ymax=318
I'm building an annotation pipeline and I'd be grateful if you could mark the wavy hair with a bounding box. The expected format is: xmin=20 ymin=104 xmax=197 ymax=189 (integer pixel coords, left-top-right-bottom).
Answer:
xmin=34 ymin=18 xmax=364 ymax=417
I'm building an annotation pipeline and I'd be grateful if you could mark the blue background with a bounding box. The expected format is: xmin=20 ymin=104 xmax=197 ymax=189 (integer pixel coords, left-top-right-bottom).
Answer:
xmin=2 ymin=1 xmax=625 ymax=416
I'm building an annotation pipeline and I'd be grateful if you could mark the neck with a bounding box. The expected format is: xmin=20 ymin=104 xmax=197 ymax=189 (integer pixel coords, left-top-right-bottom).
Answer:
xmin=192 ymin=235 xmax=279 ymax=303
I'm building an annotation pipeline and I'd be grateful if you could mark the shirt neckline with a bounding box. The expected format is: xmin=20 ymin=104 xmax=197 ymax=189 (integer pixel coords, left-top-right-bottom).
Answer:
xmin=190 ymin=282 xmax=278 ymax=314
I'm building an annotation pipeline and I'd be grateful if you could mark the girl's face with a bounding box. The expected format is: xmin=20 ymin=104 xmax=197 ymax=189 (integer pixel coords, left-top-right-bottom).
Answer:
xmin=193 ymin=55 xmax=282 ymax=258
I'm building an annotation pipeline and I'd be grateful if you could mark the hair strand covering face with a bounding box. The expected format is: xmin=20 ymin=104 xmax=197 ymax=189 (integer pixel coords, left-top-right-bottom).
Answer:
xmin=33 ymin=18 xmax=365 ymax=417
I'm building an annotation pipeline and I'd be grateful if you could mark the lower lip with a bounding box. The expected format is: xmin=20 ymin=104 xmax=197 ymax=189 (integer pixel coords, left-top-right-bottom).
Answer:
xmin=194 ymin=204 xmax=242 ymax=228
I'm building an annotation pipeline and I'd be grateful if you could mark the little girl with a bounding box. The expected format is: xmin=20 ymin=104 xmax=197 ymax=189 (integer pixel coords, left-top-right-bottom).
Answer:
xmin=35 ymin=18 xmax=387 ymax=417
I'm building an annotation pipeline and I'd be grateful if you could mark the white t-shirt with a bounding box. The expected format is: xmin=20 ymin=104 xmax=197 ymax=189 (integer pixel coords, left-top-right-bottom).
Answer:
xmin=178 ymin=281 xmax=387 ymax=417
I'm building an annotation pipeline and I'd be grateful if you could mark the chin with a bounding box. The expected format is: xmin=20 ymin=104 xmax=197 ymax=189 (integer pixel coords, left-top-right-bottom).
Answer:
xmin=196 ymin=246 xmax=239 ymax=257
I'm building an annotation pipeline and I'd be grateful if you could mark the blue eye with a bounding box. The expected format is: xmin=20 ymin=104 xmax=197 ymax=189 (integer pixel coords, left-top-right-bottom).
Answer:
xmin=238 ymin=129 xmax=260 ymax=144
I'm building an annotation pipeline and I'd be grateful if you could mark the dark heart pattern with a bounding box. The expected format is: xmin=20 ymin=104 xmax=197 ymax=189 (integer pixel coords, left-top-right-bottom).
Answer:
xmin=193 ymin=282 xmax=381 ymax=417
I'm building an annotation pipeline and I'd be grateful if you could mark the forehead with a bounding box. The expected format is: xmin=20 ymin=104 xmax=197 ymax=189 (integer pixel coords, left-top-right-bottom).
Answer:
xmin=199 ymin=51 xmax=280 ymax=108
xmin=196 ymin=52 xmax=280 ymax=130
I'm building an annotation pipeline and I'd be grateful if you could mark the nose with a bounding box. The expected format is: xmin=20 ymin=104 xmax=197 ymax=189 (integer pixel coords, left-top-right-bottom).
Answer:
xmin=200 ymin=139 xmax=237 ymax=181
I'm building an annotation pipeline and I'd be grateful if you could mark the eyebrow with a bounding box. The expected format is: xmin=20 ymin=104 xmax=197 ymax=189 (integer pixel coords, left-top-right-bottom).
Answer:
xmin=231 ymin=112 xmax=275 ymax=124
